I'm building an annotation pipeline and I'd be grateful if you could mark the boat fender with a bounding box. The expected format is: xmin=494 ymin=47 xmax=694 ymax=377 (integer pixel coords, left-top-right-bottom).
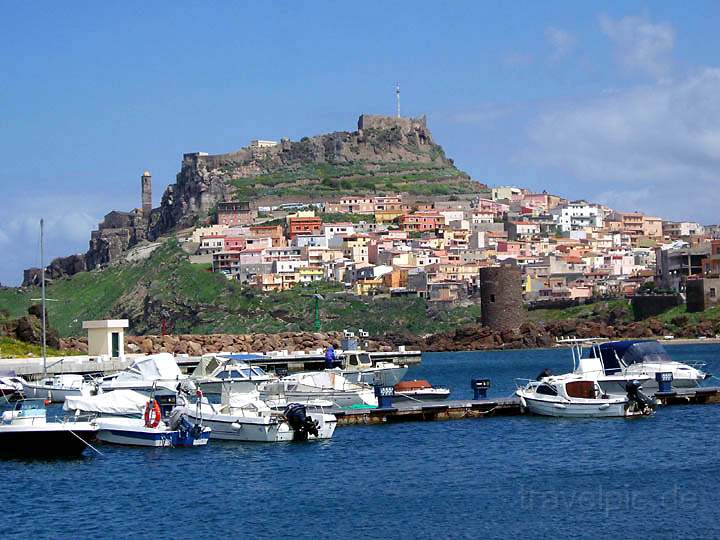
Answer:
xmin=144 ymin=399 xmax=162 ymax=428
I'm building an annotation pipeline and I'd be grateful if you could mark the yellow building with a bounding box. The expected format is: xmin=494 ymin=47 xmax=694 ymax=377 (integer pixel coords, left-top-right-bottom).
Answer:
xmin=354 ymin=278 xmax=384 ymax=295
xmin=374 ymin=209 xmax=405 ymax=224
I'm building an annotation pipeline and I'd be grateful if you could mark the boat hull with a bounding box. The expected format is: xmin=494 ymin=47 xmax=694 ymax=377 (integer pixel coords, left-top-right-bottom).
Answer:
xmin=0 ymin=424 xmax=97 ymax=457
xmin=95 ymin=419 xmax=210 ymax=447
xmin=519 ymin=394 xmax=627 ymax=418
xmin=264 ymin=389 xmax=374 ymax=408
xmin=21 ymin=383 xmax=90 ymax=403
xmin=340 ymin=366 xmax=408 ymax=387
xmin=188 ymin=411 xmax=336 ymax=442
xmin=392 ymin=388 xmax=451 ymax=402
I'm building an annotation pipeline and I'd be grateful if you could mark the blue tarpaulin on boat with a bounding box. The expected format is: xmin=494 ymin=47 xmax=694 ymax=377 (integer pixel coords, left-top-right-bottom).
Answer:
xmin=219 ymin=353 xmax=266 ymax=361
xmin=591 ymin=340 xmax=672 ymax=371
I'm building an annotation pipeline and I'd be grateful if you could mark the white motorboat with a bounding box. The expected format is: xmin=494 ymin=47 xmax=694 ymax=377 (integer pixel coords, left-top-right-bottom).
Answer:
xmin=186 ymin=388 xmax=336 ymax=442
xmin=22 ymin=374 xmax=97 ymax=403
xmin=393 ymin=380 xmax=451 ymax=401
xmin=0 ymin=375 xmax=26 ymax=402
xmin=560 ymin=338 xmax=708 ymax=394
xmin=64 ymin=390 xmax=210 ymax=447
xmin=100 ymin=353 xmax=186 ymax=394
xmin=334 ymin=351 xmax=408 ymax=387
xmin=0 ymin=399 xmax=98 ymax=457
xmin=260 ymin=371 xmax=377 ymax=408
xmin=190 ymin=354 xmax=273 ymax=394
xmin=516 ymin=376 xmax=655 ymax=418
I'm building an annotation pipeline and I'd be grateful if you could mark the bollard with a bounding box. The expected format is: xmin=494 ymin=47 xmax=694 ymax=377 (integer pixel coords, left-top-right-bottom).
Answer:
xmin=374 ymin=383 xmax=395 ymax=408
xmin=655 ymin=372 xmax=673 ymax=393
xmin=471 ymin=378 xmax=491 ymax=400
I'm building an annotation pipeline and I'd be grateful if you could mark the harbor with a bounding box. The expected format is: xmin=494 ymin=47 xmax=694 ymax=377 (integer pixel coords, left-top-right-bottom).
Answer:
xmin=4 ymin=344 xmax=720 ymax=539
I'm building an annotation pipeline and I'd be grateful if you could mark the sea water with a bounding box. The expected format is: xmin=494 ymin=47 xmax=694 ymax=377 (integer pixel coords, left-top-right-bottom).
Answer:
xmin=3 ymin=344 xmax=720 ymax=539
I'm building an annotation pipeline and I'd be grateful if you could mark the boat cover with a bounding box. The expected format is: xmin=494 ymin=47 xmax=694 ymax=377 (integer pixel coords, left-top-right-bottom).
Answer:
xmin=115 ymin=353 xmax=183 ymax=382
xmin=596 ymin=340 xmax=672 ymax=368
xmin=63 ymin=390 xmax=149 ymax=414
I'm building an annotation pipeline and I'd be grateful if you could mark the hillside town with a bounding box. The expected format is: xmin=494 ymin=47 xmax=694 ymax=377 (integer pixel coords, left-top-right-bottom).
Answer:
xmin=182 ymin=187 xmax=720 ymax=311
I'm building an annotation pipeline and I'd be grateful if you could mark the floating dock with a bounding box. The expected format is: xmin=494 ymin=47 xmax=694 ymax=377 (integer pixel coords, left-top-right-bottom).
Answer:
xmin=333 ymin=398 xmax=522 ymax=425
xmin=331 ymin=386 xmax=720 ymax=426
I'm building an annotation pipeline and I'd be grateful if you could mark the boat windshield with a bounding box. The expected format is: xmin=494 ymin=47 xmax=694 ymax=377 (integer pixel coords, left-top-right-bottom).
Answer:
xmin=535 ymin=383 xmax=558 ymax=396
xmin=593 ymin=340 xmax=673 ymax=368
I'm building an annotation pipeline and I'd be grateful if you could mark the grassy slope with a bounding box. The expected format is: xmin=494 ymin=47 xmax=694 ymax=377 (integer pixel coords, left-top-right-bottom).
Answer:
xmin=229 ymin=161 xmax=479 ymax=199
xmin=0 ymin=242 xmax=482 ymax=337
xmin=526 ymin=299 xmax=632 ymax=323
xmin=0 ymin=337 xmax=82 ymax=358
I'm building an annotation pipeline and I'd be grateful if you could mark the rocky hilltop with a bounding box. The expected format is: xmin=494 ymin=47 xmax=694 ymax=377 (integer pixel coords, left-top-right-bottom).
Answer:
xmin=152 ymin=114 xmax=481 ymax=235
xmin=23 ymin=114 xmax=481 ymax=284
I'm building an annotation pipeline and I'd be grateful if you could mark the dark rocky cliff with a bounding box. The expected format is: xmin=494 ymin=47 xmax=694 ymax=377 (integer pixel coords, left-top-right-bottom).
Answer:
xmin=22 ymin=114 xmax=482 ymax=284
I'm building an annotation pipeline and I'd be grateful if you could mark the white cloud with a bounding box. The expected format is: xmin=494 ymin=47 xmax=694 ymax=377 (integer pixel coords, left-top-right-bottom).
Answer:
xmin=545 ymin=27 xmax=575 ymax=60
xmin=526 ymin=68 xmax=720 ymax=222
xmin=0 ymin=193 xmax=104 ymax=286
xmin=502 ymin=52 xmax=533 ymax=67
xmin=600 ymin=14 xmax=675 ymax=78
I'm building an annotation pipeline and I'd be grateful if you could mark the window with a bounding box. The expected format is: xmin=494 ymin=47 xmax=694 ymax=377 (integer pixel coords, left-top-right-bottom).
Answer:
xmin=711 ymin=288 xmax=717 ymax=298
xmin=536 ymin=384 xmax=558 ymax=396
xmin=490 ymin=294 xmax=496 ymax=302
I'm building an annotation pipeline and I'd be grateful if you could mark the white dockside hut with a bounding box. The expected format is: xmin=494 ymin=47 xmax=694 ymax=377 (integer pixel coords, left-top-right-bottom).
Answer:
xmin=82 ymin=319 xmax=129 ymax=360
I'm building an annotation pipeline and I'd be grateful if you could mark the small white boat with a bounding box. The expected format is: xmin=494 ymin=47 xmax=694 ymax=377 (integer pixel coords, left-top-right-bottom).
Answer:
xmin=0 ymin=399 xmax=98 ymax=457
xmin=260 ymin=371 xmax=377 ymax=408
xmin=516 ymin=376 xmax=655 ymax=418
xmin=560 ymin=338 xmax=708 ymax=394
xmin=334 ymin=351 xmax=408 ymax=387
xmin=65 ymin=390 xmax=210 ymax=447
xmin=393 ymin=380 xmax=450 ymax=401
xmin=190 ymin=354 xmax=273 ymax=394
xmin=22 ymin=374 xmax=97 ymax=403
xmin=100 ymin=353 xmax=186 ymax=394
xmin=186 ymin=389 xmax=336 ymax=442
xmin=94 ymin=414 xmax=211 ymax=448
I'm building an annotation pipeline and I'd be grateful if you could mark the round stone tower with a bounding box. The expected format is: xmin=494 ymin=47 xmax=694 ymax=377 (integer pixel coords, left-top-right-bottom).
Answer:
xmin=479 ymin=266 xmax=524 ymax=332
xmin=141 ymin=170 xmax=152 ymax=219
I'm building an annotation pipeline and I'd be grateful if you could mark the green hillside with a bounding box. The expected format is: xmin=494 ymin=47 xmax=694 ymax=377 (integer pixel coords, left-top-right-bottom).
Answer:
xmin=229 ymin=161 xmax=481 ymax=199
xmin=0 ymin=241 xmax=482 ymax=338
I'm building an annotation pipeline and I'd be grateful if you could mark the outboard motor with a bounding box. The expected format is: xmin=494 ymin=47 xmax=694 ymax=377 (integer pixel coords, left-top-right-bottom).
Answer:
xmin=536 ymin=368 xmax=552 ymax=381
xmin=169 ymin=406 xmax=203 ymax=438
xmin=625 ymin=380 xmax=657 ymax=415
xmin=284 ymin=403 xmax=319 ymax=441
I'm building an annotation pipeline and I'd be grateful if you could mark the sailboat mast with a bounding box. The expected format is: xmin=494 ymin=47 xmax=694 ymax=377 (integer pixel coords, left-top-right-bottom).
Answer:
xmin=40 ymin=218 xmax=47 ymax=378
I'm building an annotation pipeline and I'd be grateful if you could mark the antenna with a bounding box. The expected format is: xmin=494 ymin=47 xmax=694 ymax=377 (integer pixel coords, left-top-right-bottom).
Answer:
xmin=395 ymin=82 xmax=401 ymax=118
xmin=40 ymin=219 xmax=47 ymax=377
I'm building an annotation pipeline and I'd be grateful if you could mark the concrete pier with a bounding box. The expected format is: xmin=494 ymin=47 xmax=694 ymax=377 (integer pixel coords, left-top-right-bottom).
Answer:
xmin=0 ymin=355 xmax=134 ymax=380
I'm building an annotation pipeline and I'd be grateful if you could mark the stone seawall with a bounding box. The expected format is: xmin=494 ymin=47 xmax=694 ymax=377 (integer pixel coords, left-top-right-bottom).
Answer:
xmin=60 ymin=331 xmax=399 ymax=356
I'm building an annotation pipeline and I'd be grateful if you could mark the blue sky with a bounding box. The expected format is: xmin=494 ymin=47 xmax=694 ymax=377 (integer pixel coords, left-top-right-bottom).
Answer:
xmin=2 ymin=1 xmax=720 ymax=285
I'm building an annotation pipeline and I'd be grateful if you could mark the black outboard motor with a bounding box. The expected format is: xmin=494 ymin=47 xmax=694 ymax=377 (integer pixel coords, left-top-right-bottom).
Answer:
xmin=284 ymin=403 xmax=319 ymax=441
xmin=625 ymin=380 xmax=657 ymax=415
xmin=536 ymin=368 xmax=552 ymax=381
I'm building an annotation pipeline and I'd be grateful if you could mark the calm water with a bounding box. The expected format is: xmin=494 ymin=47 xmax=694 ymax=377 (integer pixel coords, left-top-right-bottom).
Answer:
xmin=3 ymin=344 xmax=720 ymax=539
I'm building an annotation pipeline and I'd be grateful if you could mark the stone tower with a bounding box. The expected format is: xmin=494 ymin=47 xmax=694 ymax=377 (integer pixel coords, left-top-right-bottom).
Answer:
xmin=141 ymin=171 xmax=152 ymax=218
xmin=479 ymin=266 xmax=525 ymax=332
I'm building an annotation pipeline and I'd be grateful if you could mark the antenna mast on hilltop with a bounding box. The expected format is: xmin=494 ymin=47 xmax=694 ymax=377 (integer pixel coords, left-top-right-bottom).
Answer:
xmin=395 ymin=82 xmax=401 ymax=118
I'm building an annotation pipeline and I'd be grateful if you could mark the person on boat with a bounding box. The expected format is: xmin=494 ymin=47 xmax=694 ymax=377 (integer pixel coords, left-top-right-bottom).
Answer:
xmin=324 ymin=346 xmax=337 ymax=369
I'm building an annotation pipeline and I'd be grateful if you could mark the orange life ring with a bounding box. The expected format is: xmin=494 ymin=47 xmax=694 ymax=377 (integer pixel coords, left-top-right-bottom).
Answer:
xmin=144 ymin=399 xmax=161 ymax=428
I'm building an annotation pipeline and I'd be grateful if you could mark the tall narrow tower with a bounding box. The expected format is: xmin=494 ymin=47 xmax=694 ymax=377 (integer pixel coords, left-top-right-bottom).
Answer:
xmin=395 ymin=82 xmax=401 ymax=118
xmin=141 ymin=170 xmax=152 ymax=218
